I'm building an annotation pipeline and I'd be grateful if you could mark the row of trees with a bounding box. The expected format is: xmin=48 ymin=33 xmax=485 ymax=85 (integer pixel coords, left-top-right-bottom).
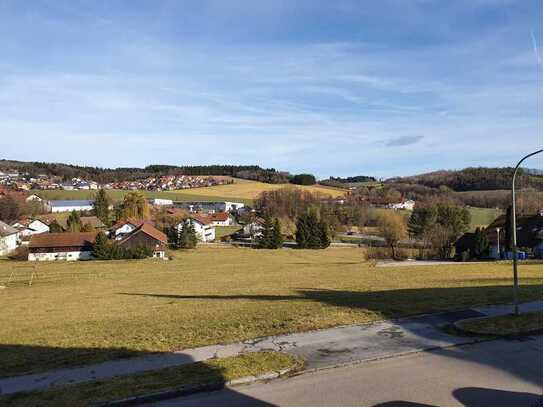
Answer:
xmin=408 ymin=203 xmax=471 ymax=258
xmin=92 ymin=232 xmax=154 ymax=260
xmin=166 ymin=221 xmax=198 ymax=249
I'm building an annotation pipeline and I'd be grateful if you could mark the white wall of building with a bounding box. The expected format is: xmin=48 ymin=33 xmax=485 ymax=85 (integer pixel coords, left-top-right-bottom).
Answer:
xmin=178 ymin=221 xmax=215 ymax=242
xmin=28 ymin=250 xmax=94 ymax=261
xmin=150 ymin=198 xmax=173 ymax=206
xmin=51 ymin=204 xmax=94 ymax=213
xmin=0 ymin=233 xmax=18 ymax=256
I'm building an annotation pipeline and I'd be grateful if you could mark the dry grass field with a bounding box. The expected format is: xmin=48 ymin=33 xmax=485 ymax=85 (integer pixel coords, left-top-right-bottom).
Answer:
xmin=172 ymin=179 xmax=346 ymax=200
xmin=1 ymin=247 xmax=542 ymax=377
xmin=31 ymin=178 xmax=345 ymax=204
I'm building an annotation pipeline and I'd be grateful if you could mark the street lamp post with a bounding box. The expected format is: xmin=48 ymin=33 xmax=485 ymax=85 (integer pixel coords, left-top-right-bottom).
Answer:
xmin=496 ymin=227 xmax=500 ymax=259
xmin=511 ymin=149 xmax=543 ymax=315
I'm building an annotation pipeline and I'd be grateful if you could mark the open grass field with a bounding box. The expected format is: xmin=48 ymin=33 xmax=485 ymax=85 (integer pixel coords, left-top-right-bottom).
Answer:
xmin=170 ymin=180 xmax=346 ymax=200
xmin=30 ymin=179 xmax=345 ymax=205
xmin=1 ymin=247 xmax=542 ymax=377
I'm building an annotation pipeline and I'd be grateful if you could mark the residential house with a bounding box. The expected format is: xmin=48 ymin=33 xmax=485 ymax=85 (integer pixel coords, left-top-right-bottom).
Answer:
xmin=485 ymin=213 xmax=543 ymax=259
xmin=47 ymin=200 xmax=95 ymax=213
xmin=180 ymin=215 xmax=215 ymax=242
xmin=242 ymin=218 xmax=265 ymax=238
xmin=28 ymin=232 xmax=98 ymax=261
xmin=0 ymin=221 xmax=19 ymax=256
xmin=117 ymin=222 xmax=168 ymax=259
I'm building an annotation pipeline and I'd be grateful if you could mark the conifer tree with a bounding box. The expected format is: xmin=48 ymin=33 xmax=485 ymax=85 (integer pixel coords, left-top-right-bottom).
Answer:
xmin=93 ymin=231 xmax=111 ymax=259
xmin=93 ymin=189 xmax=111 ymax=225
xmin=257 ymin=215 xmax=274 ymax=248
xmin=271 ymin=218 xmax=284 ymax=249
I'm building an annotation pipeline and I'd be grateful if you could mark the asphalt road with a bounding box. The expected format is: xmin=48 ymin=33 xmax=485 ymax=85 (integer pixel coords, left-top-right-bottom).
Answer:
xmin=148 ymin=338 xmax=543 ymax=407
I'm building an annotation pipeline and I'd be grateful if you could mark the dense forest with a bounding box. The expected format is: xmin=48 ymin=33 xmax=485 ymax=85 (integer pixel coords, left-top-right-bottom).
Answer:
xmin=387 ymin=167 xmax=543 ymax=191
xmin=0 ymin=160 xmax=289 ymax=184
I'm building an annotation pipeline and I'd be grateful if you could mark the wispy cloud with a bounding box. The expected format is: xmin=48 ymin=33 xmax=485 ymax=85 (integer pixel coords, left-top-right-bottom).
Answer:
xmin=531 ymin=29 xmax=543 ymax=69
xmin=385 ymin=135 xmax=424 ymax=147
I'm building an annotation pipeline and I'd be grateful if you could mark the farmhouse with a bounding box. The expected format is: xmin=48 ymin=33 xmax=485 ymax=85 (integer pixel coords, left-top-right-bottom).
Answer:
xmin=109 ymin=218 xmax=151 ymax=240
xmin=11 ymin=218 xmax=50 ymax=238
xmin=117 ymin=222 xmax=168 ymax=259
xmin=0 ymin=221 xmax=19 ymax=256
xmin=181 ymin=215 xmax=215 ymax=242
xmin=208 ymin=212 xmax=234 ymax=226
xmin=28 ymin=232 xmax=98 ymax=261
xmin=47 ymin=200 xmax=95 ymax=213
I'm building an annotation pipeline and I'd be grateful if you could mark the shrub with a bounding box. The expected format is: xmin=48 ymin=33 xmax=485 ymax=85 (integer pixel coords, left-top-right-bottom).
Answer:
xmin=8 ymin=246 xmax=29 ymax=261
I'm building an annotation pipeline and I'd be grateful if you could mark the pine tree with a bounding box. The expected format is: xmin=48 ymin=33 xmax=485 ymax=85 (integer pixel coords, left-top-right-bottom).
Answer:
xmin=317 ymin=219 xmax=331 ymax=249
xmin=271 ymin=218 xmax=284 ymax=249
xmin=257 ymin=215 xmax=274 ymax=248
xmin=296 ymin=210 xmax=329 ymax=249
xmin=93 ymin=189 xmax=111 ymax=226
xmin=93 ymin=232 xmax=111 ymax=259
xmin=167 ymin=224 xmax=180 ymax=249
xmin=185 ymin=220 xmax=197 ymax=248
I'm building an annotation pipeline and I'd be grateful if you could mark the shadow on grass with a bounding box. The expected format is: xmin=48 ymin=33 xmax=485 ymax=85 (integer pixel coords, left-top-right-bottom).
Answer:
xmin=0 ymin=344 xmax=275 ymax=407
xmin=120 ymin=283 xmax=543 ymax=320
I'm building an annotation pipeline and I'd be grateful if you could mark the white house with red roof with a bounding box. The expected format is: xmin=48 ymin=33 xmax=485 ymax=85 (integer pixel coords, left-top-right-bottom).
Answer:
xmin=178 ymin=215 xmax=215 ymax=242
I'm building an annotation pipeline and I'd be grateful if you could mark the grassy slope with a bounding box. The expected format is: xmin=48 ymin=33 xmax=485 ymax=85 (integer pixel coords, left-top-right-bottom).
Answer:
xmin=1 ymin=351 xmax=300 ymax=407
xmin=31 ymin=179 xmax=345 ymax=205
xmin=467 ymin=207 xmax=503 ymax=230
xmin=1 ymin=247 xmax=543 ymax=376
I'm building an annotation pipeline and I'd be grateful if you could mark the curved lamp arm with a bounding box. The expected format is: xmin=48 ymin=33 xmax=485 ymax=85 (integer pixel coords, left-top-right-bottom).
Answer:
xmin=511 ymin=149 xmax=543 ymax=315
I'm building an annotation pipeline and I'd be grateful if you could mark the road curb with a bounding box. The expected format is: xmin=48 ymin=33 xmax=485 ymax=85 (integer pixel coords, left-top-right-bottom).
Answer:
xmin=90 ymin=366 xmax=299 ymax=407
xmin=454 ymin=316 xmax=543 ymax=339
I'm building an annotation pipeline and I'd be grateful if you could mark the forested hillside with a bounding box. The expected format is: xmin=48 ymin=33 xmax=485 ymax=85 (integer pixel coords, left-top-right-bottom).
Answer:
xmin=0 ymin=160 xmax=290 ymax=184
xmin=387 ymin=167 xmax=543 ymax=191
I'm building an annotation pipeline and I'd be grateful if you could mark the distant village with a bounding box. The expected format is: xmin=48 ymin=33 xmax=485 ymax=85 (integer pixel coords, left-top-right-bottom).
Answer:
xmin=0 ymin=170 xmax=231 ymax=191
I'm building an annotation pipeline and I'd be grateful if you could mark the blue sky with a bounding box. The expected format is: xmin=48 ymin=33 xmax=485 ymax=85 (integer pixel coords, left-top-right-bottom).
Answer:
xmin=1 ymin=0 xmax=543 ymax=178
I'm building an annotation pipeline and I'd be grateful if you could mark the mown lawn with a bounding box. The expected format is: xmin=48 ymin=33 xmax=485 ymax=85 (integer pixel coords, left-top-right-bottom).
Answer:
xmin=1 ymin=247 xmax=542 ymax=376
